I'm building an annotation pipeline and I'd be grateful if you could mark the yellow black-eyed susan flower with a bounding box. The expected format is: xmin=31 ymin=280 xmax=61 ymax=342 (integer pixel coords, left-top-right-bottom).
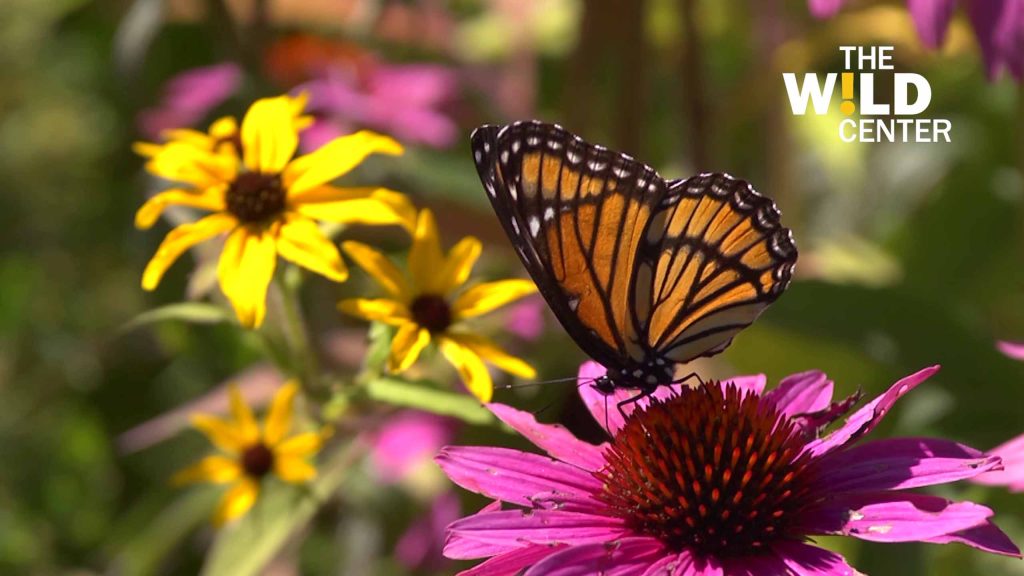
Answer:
xmin=339 ymin=209 xmax=537 ymax=402
xmin=136 ymin=94 xmax=415 ymax=328
xmin=173 ymin=381 xmax=330 ymax=526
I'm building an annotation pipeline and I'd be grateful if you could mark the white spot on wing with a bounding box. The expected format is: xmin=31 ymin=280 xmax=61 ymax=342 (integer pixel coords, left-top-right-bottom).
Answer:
xmin=543 ymin=207 xmax=555 ymax=221
xmin=528 ymin=216 xmax=541 ymax=237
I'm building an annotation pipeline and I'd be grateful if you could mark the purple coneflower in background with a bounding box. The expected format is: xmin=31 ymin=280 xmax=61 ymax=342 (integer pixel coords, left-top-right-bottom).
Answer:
xmin=296 ymin=63 xmax=459 ymax=151
xmin=809 ymin=0 xmax=1024 ymax=81
xmin=437 ymin=361 xmax=1020 ymax=575
xmin=137 ymin=63 xmax=243 ymax=139
xmin=970 ymin=341 xmax=1024 ymax=493
xmin=504 ymin=296 xmax=546 ymax=342
xmin=369 ymin=411 xmax=460 ymax=571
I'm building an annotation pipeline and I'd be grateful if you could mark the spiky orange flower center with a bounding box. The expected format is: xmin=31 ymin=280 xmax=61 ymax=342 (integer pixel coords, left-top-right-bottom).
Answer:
xmin=597 ymin=384 xmax=817 ymax=557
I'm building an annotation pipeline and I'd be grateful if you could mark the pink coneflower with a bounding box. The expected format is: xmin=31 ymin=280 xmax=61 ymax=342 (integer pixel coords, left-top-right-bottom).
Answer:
xmin=809 ymin=0 xmax=1024 ymax=81
xmin=296 ymin=62 xmax=459 ymax=151
xmin=504 ymin=296 xmax=546 ymax=342
xmin=971 ymin=341 xmax=1024 ymax=492
xmin=369 ymin=410 xmax=457 ymax=483
xmin=974 ymin=433 xmax=1024 ymax=492
xmin=137 ymin=63 xmax=243 ymax=139
xmin=437 ymin=362 xmax=1020 ymax=574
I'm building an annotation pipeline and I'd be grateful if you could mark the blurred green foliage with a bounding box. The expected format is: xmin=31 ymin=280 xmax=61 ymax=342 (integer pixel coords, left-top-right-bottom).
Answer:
xmin=1 ymin=0 xmax=1022 ymax=574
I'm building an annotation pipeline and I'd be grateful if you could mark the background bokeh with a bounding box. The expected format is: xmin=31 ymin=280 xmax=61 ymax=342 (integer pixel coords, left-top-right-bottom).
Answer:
xmin=1 ymin=0 xmax=1023 ymax=574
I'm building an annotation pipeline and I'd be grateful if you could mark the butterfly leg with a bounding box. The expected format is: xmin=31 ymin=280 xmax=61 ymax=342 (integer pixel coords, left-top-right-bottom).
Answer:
xmin=674 ymin=372 xmax=705 ymax=387
xmin=614 ymin=385 xmax=658 ymax=424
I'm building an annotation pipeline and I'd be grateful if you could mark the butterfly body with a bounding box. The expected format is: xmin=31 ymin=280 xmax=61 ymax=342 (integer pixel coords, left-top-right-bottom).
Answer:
xmin=471 ymin=121 xmax=797 ymax=398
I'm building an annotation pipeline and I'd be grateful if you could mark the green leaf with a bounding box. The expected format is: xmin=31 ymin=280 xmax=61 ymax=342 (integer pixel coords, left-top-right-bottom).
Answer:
xmin=364 ymin=377 xmax=494 ymax=425
xmin=106 ymin=488 xmax=220 ymax=576
xmin=200 ymin=443 xmax=357 ymax=576
xmin=363 ymin=322 xmax=395 ymax=375
xmin=118 ymin=302 xmax=232 ymax=334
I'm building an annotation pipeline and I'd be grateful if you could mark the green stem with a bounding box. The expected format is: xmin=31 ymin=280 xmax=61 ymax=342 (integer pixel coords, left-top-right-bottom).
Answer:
xmin=276 ymin=270 xmax=323 ymax=400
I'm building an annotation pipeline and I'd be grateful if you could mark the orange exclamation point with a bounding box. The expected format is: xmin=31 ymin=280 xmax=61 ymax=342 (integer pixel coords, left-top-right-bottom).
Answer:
xmin=840 ymin=72 xmax=855 ymax=115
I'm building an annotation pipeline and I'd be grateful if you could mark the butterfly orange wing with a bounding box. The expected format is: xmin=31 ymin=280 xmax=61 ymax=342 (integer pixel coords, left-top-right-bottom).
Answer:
xmin=634 ymin=173 xmax=797 ymax=364
xmin=472 ymin=122 xmax=665 ymax=371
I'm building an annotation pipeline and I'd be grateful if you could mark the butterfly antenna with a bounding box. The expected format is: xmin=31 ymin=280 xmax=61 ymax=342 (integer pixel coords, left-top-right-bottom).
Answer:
xmin=502 ymin=375 xmax=583 ymax=390
xmin=532 ymin=400 xmax=557 ymax=418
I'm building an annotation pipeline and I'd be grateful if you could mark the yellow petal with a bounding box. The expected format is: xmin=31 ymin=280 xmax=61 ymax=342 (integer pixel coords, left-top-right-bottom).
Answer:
xmin=207 ymin=117 xmax=240 ymax=156
xmin=191 ymin=414 xmax=247 ymax=453
xmin=217 ymin=226 xmax=278 ymax=329
xmin=283 ymin=130 xmax=404 ymax=196
xmin=452 ymin=279 xmax=538 ymax=319
xmin=337 ymin=298 xmax=411 ymax=325
xmin=144 ymin=141 xmax=237 ymax=188
xmin=172 ymin=455 xmax=242 ymax=486
xmin=162 ymin=128 xmax=215 ymax=149
xmin=227 ymin=384 xmax=260 ymax=445
xmin=241 ymin=95 xmax=299 ymax=174
xmin=290 ymin=187 xmax=417 ymax=233
xmin=209 ymin=116 xmax=239 ymax=139
xmin=212 ymin=478 xmax=259 ymax=526
xmin=133 ymin=141 xmax=164 ymax=158
xmin=341 ymin=241 xmax=410 ymax=299
xmin=436 ymin=237 xmax=482 ymax=296
xmin=445 ymin=332 xmax=537 ymax=379
xmin=141 ymin=212 xmax=237 ymax=291
xmin=408 ymin=210 xmax=444 ymax=293
xmin=275 ymin=214 xmax=348 ymax=282
xmin=276 ymin=429 xmax=330 ymax=458
xmin=388 ymin=322 xmax=431 ymax=372
xmin=135 ymin=186 xmax=227 ymax=230
xmin=438 ymin=336 xmax=493 ymax=403
xmin=263 ymin=381 xmax=299 ymax=447
xmin=274 ymin=456 xmax=317 ymax=483
xmin=287 ymin=92 xmax=309 ymax=118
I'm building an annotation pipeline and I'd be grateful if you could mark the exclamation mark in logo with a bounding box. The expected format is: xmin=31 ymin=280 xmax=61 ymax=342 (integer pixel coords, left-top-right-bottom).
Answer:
xmin=840 ymin=72 xmax=855 ymax=115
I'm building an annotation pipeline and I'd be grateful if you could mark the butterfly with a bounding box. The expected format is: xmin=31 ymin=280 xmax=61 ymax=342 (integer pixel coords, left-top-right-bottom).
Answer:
xmin=471 ymin=121 xmax=797 ymax=406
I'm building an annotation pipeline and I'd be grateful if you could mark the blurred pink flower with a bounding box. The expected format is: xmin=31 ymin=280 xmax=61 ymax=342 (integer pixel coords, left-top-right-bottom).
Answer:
xmin=504 ymin=296 xmax=545 ymax=342
xmin=437 ymin=362 xmax=1019 ymax=574
xmin=137 ymin=63 xmax=243 ymax=138
xmin=369 ymin=410 xmax=457 ymax=483
xmin=976 ymin=340 xmax=1024 ymax=492
xmin=968 ymin=0 xmax=1024 ymax=80
xmin=296 ymin=63 xmax=459 ymax=151
xmin=974 ymin=434 xmax=1024 ymax=492
xmin=396 ymin=491 xmax=461 ymax=571
xmin=997 ymin=340 xmax=1024 ymax=360
xmin=809 ymin=0 xmax=1024 ymax=81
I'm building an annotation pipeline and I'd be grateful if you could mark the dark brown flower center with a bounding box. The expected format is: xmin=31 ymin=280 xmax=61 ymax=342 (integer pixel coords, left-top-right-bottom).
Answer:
xmin=597 ymin=383 xmax=816 ymax=557
xmin=241 ymin=443 xmax=275 ymax=478
xmin=410 ymin=294 xmax=452 ymax=333
xmin=226 ymin=172 xmax=286 ymax=223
